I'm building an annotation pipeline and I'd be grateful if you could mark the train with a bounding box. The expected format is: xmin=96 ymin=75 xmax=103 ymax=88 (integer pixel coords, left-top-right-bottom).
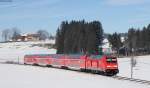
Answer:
xmin=24 ymin=54 xmax=119 ymax=76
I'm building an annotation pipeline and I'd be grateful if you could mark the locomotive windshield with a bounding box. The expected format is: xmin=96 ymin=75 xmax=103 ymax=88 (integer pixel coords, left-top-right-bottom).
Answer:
xmin=106 ymin=57 xmax=117 ymax=63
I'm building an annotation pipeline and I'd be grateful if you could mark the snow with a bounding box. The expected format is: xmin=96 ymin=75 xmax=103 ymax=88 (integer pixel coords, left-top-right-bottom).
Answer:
xmin=0 ymin=41 xmax=56 ymax=63
xmin=102 ymin=38 xmax=111 ymax=48
xmin=0 ymin=64 xmax=149 ymax=88
xmin=118 ymin=55 xmax=150 ymax=81
xmin=0 ymin=41 xmax=150 ymax=88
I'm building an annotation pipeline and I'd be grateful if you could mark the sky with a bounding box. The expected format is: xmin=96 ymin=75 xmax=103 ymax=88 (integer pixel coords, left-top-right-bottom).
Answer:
xmin=0 ymin=0 xmax=150 ymax=35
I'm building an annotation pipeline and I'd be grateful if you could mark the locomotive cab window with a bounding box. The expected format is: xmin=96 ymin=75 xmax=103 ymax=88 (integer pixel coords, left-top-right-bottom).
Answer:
xmin=106 ymin=57 xmax=117 ymax=63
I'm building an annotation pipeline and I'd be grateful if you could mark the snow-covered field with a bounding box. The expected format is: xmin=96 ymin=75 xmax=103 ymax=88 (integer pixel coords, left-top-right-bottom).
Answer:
xmin=118 ymin=56 xmax=150 ymax=81
xmin=0 ymin=64 xmax=149 ymax=88
xmin=0 ymin=41 xmax=56 ymax=63
xmin=0 ymin=41 xmax=150 ymax=88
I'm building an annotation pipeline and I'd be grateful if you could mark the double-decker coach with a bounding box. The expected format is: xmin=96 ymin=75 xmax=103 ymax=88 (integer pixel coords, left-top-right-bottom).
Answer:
xmin=24 ymin=53 xmax=119 ymax=76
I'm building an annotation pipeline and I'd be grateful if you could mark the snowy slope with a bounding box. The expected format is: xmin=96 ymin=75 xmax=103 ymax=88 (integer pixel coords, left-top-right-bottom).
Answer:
xmin=0 ymin=64 xmax=149 ymax=88
xmin=0 ymin=41 xmax=56 ymax=63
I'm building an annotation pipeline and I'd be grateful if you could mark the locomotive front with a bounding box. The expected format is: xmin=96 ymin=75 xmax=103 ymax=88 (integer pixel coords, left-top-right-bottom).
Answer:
xmin=104 ymin=56 xmax=119 ymax=75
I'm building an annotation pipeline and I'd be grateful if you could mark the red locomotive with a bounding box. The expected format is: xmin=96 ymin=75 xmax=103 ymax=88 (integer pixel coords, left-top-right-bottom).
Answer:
xmin=24 ymin=54 xmax=119 ymax=76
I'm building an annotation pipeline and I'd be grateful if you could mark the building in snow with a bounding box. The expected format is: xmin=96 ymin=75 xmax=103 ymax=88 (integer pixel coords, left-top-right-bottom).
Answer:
xmin=12 ymin=33 xmax=40 ymax=42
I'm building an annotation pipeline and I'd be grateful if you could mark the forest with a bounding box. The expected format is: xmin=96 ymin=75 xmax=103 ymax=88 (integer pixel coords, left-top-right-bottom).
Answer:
xmin=56 ymin=20 xmax=150 ymax=56
xmin=56 ymin=20 xmax=103 ymax=54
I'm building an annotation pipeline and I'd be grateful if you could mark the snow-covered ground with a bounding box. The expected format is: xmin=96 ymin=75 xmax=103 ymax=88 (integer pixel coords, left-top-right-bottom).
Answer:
xmin=118 ymin=55 xmax=150 ymax=81
xmin=0 ymin=63 xmax=149 ymax=88
xmin=0 ymin=41 xmax=56 ymax=63
xmin=0 ymin=41 xmax=150 ymax=88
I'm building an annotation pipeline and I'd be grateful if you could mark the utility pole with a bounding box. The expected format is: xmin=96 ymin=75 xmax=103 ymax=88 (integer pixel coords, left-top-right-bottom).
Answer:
xmin=131 ymin=48 xmax=135 ymax=78
xmin=18 ymin=56 xmax=19 ymax=64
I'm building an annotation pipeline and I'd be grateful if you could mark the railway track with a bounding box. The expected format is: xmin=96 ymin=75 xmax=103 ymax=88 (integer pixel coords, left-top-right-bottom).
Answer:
xmin=112 ymin=76 xmax=150 ymax=85
xmin=1 ymin=61 xmax=150 ymax=85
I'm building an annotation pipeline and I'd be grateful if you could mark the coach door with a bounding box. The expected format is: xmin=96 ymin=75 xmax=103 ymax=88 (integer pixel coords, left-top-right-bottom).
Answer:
xmin=91 ymin=60 xmax=99 ymax=70
xmin=67 ymin=55 xmax=81 ymax=69
xmin=86 ymin=56 xmax=92 ymax=70
xmin=91 ymin=55 xmax=102 ymax=70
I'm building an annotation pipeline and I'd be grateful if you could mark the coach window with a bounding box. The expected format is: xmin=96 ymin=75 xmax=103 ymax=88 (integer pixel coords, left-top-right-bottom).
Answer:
xmin=90 ymin=55 xmax=102 ymax=59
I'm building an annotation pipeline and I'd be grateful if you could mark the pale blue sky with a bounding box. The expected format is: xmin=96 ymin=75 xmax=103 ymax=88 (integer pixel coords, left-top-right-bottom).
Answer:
xmin=0 ymin=0 xmax=150 ymax=34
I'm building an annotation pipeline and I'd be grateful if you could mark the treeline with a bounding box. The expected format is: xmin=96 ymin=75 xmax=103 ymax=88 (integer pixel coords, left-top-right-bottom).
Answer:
xmin=127 ymin=24 xmax=150 ymax=55
xmin=2 ymin=28 xmax=21 ymax=41
xmin=56 ymin=20 xmax=103 ymax=54
xmin=107 ymin=33 xmax=123 ymax=54
xmin=107 ymin=24 xmax=150 ymax=56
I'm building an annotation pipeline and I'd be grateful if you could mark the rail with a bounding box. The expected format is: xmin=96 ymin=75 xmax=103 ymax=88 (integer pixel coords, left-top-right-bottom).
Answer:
xmin=112 ymin=76 xmax=150 ymax=85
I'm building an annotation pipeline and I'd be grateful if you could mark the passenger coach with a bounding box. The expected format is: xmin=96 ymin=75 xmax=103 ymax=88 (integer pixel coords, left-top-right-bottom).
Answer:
xmin=24 ymin=54 xmax=119 ymax=76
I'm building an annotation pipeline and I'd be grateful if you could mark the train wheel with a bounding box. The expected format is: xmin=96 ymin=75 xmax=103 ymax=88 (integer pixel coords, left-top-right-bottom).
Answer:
xmin=104 ymin=72 xmax=115 ymax=76
xmin=24 ymin=63 xmax=27 ymax=65
xmin=61 ymin=66 xmax=68 ymax=69
xmin=91 ymin=70 xmax=95 ymax=74
xmin=47 ymin=65 xmax=52 ymax=67
xmin=33 ymin=63 xmax=38 ymax=66
xmin=103 ymin=72 xmax=109 ymax=76
xmin=86 ymin=69 xmax=91 ymax=73
xmin=97 ymin=71 xmax=104 ymax=75
xmin=91 ymin=70 xmax=99 ymax=74
xmin=80 ymin=68 xmax=86 ymax=72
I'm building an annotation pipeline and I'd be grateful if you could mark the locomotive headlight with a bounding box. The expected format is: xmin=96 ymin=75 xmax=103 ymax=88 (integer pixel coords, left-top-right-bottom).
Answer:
xmin=107 ymin=65 xmax=117 ymax=67
xmin=107 ymin=66 xmax=111 ymax=67
xmin=113 ymin=65 xmax=117 ymax=67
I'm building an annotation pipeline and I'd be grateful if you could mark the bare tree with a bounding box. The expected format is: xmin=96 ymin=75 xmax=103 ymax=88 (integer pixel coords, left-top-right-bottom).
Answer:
xmin=2 ymin=29 xmax=11 ymax=41
xmin=49 ymin=33 xmax=55 ymax=40
xmin=11 ymin=27 xmax=21 ymax=41
xmin=37 ymin=30 xmax=49 ymax=40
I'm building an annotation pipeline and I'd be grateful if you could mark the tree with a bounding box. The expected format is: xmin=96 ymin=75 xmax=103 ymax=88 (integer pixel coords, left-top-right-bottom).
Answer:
xmin=55 ymin=20 xmax=104 ymax=54
xmin=108 ymin=32 xmax=123 ymax=54
xmin=2 ymin=29 xmax=11 ymax=41
xmin=56 ymin=28 xmax=65 ymax=54
xmin=146 ymin=24 xmax=150 ymax=53
xmin=91 ymin=21 xmax=103 ymax=53
xmin=127 ymin=28 xmax=137 ymax=50
xmin=11 ymin=27 xmax=21 ymax=41
xmin=37 ymin=30 xmax=49 ymax=40
xmin=49 ymin=33 xmax=55 ymax=40
xmin=124 ymin=24 xmax=150 ymax=55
